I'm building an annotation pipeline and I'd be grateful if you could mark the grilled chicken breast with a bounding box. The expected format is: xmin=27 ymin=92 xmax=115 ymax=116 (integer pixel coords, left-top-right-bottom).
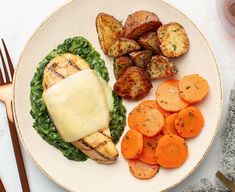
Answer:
xmin=43 ymin=53 xmax=118 ymax=164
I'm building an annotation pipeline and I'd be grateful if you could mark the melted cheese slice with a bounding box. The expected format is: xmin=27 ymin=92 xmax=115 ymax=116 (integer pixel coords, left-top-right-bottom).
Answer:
xmin=42 ymin=69 xmax=111 ymax=142
xmin=98 ymin=75 xmax=113 ymax=111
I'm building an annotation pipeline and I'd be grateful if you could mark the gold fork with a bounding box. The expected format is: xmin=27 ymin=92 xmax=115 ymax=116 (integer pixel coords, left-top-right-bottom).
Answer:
xmin=0 ymin=178 xmax=6 ymax=192
xmin=0 ymin=39 xmax=30 ymax=192
xmin=216 ymin=170 xmax=235 ymax=192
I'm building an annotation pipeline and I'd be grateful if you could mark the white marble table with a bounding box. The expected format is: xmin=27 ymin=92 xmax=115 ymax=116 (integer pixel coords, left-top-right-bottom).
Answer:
xmin=0 ymin=0 xmax=235 ymax=191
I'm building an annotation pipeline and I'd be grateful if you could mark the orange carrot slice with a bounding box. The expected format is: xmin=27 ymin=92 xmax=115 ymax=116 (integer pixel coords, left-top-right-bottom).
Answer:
xmin=163 ymin=113 xmax=180 ymax=136
xmin=128 ymin=105 xmax=141 ymax=130
xmin=175 ymin=106 xmax=204 ymax=138
xmin=128 ymin=159 xmax=159 ymax=179
xmin=155 ymin=134 xmax=188 ymax=168
xmin=128 ymin=100 xmax=169 ymax=130
xmin=156 ymin=79 xmax=189 ymax=112
xmin=121 ymin=130 xmax=143 ymax=159
xmin=139 ymin=134 xmax=162 ymax=165
xmin=179 ymin=74 xmax=209 ymax=103
xmin=155 ymin=101 xmax=171 ymax=117
xmin=137 ymin=100 xmax=171 ymax=118
xmin=137 ymin=107 xmax=165 ymax=137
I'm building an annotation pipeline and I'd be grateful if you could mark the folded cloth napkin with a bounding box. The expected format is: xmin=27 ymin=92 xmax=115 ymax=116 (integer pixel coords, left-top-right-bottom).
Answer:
xmin=186 ymin=88 xmax=235 ymax=192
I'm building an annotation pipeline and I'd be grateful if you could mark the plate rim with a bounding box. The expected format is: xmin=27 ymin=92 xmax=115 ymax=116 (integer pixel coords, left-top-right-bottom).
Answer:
xmin=12 ymin=0 xmax=223 ymax=191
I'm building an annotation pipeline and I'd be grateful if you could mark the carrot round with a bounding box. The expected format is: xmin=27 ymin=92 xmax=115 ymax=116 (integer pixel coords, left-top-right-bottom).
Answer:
xmin=138 ymin=100 xmax=171 ymax=118
xmin=155 ymin=101 xmax=171 ymax=117
xmin=175 ymin=106 xmax=204 ymax=138
xmin=163 ymin=113 xmax=180 ymax=136
xmin=139 ymin=134 xmax=162 ymax=165
xmin=121 ymin=130 xmax=143 ymax=159
xmin=179 ymin=74 xmax=209 ymax=103
xmin=156 ymin=79 xmax=189 ymax=112
xmin=128 ymin=105 xmax=141 ymax=130
xmin=155 ymin=134 xmax=188 ymax=168
xmin=137 ymin=108 xmax=165 ymax=137
xmin=128 ymin=101 xmax=155 ymax=130
xmin=128 ymin=159 xmax=159 ymax=179
xmin=128 ymin=100 xmax=169 ymax=130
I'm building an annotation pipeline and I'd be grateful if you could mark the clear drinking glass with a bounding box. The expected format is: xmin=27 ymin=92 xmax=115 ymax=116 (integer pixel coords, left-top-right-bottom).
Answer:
xmin=217 ymin=0 xmax=235 ymax=35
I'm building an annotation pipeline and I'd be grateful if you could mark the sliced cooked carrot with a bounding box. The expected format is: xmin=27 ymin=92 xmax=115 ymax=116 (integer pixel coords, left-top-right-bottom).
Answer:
xmin=163 ymin=113 xmax=180 ymax=136
xmin=128 ymin=105 xmax=141 ymax=130
xmin=179 ymin=74 xmax=209 ymax=103
xmin=156 ymin=133 xmax=163 ymax=140
xmin=129 ymin=101 xmax=165 ymax=137
xmin=155 ymin=101 xmax=171 ymax=117
xmin=121 ymin=130 xmax=143 ymax=159
xmin=156 ymin=79 xmax=189 ymax=112
xmin=128 ymin=100 xmax=169 ymax=130
xmin=154 ymin=134 xmax=188 ymax=168
xmin=137 ymin=108 xmax=165 ymax=137
xmin=128 ymin=159 xmax=159 ymax=179
xmin=139 ymin=134 xmax=162 ymax=165
xmin=139 ymin=100 xmax=170 ymax=117
xmin=175 ymin=106 xmax=204 ymax=138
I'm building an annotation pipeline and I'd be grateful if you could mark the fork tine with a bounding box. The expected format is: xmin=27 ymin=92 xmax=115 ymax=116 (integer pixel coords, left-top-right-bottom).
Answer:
xmin=0 ymin=48 xmax=10 ymax=83
xmin=2 ymin=39 xmax=14 ymax=78
xmin=0 ymin=68 xmax=4 ymax=84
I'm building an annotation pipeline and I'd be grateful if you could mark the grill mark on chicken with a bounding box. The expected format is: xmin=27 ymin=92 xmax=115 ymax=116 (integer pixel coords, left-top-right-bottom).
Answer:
xmin=76 ymin=140 xmax=109 ymax=151
xmin=99 ymin=130 xmax=112 ymax=140
xmin=94 ymin=140 xmax=109 ymax=149
xmin=44 ymin=83 xmax=48 ymax=89
xmin=48 ymin=63 xmax=65 ymax=79
xmin=80 ymin=140 xmax=111 ymax=160
xmin=67 ymin=59 xmax=80 ymax=70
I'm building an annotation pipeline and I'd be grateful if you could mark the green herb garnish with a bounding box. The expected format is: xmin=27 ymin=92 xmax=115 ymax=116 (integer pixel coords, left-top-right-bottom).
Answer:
xmin=189 ymin=111 xmax=194 ymax=117
xmin=147 ymin=141 xmax=152 ymax=147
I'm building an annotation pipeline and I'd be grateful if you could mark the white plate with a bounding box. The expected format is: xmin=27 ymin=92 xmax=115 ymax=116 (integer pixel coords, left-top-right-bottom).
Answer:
xmin=13 ymin=0 xmax=223 ymax=191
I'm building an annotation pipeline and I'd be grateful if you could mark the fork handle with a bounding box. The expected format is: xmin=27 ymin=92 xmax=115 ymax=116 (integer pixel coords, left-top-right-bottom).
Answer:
xmin=216 ymin=171 xmax=235 ymax=191
xmin=6 ymin=101 xmax=13 ymax=122
xmin=7 ymin=103 xmax=30 ymax=192
xmin=0 ymin=179 xmax=6 ymax=192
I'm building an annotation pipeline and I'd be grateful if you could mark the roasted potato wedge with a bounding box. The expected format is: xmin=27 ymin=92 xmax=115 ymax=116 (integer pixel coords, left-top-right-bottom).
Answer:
xmin=138 ymin=32 xmax=161 ymax=53
xmin=146 ymin=55 xmax=178 ymax=80
xmin=114 ymin=66 xmax=152 ymax=100
xmin=113 ymin=56 xmax=133 ymax=80
xmin=123 ymin=10 xmax=162 ymax=39
xmin=96 ymin=13 xmax=124 ymax=54
xmin=108 ymin=38 xmax=141 ymax=57
xmin=157 ymin=22 xmax=189 ymax=58
xmin=129 ymin=50 xmax=152 ymax=69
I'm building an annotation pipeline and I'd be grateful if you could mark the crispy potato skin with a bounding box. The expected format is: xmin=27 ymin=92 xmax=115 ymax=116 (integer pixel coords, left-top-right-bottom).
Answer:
xmin=108 ymin=38 xmax=141 ymax=57
xmin=146 ymin=55 xmax=178 ymax=80
xmin=129 ymin=50 xmax=152 ymax=69
xmin=96 ymin=13 xmax=124 ymax=54
xmin=157 ymin=22 xmax=189 ymax=58
xmin=124 ymin=10 xmax=162 ymax=39
xmin=113 ymin=56 xmax=133 ymax=80
xmin=138 ymin=32 xmax=161 ymax=53
xmin=114 ymin=66 xmax=152 ymax=100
